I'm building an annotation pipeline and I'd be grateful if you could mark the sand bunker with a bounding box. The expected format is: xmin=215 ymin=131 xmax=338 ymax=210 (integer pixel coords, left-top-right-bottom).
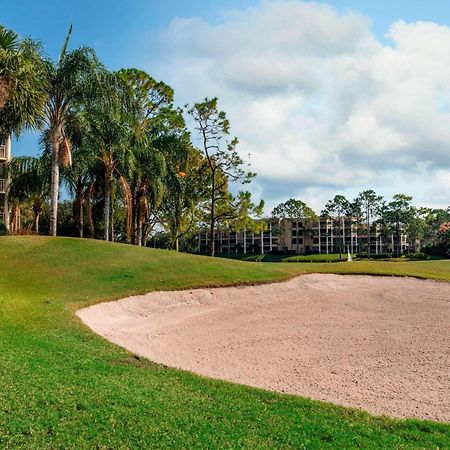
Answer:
xmin=77 ymin=274 xmax=450 ymax=422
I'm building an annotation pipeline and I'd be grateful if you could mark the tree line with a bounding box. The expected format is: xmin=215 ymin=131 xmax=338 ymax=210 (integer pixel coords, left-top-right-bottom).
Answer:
xmin=271 ymin=193 xmax=450 ymax=257
xmin=0 ymin=25 xmax=263 ymax=256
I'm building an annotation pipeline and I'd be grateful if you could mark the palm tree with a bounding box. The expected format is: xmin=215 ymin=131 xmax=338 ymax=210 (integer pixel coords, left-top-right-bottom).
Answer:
xmin=81 ymin=71 xmax=129 ymax=241
xmin=62 ymin=117 xmax=98 ymax=238
xmin=0 ymin=25 xmax=47 ymax=140
xmin=117 ymin=69 xmax=174 ymax=246
xmin=6 ymin=155 xmax=50 ymax=233
xmin=42 ymin=25 xmax=101 ymax=236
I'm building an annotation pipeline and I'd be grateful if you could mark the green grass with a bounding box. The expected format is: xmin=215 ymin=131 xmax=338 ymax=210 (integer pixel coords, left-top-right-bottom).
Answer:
xmin=0 ymin=236 xmax=449 ymax=449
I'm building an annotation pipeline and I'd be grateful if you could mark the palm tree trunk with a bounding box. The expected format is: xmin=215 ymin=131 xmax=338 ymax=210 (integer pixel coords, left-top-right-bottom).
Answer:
xmin=85 ymin=182 xmax=95 ymax=238
xmin=77 ymin=181 xmax=84 ymax=238
xmin=110 ymin=196 xmax=115 ymax=243
xmin=104 ymin=170 xmax=112 ymax=242
xmin=33 ymin=198 xmax=42 ymax=234
xmin=11 ymin=203 xmax=21 ymax=233
xmin=136 ymin=210 xmax=142 ymax=246
xmin=34 ymin=213 xmax=40 ymax=234
xmin=50 ymin=129 xmax=61 ymax=237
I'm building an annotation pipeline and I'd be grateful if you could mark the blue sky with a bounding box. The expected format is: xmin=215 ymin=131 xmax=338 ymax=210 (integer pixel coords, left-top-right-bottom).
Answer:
xmin=4 ymin=1 xmax=450 ymax=210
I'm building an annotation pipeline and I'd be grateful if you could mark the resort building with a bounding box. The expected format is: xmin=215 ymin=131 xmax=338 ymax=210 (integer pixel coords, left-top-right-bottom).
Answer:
xmin=0 ymin=136 xmax=11 ymax=229
xmin=198 ymin=217 xmax=410 ymax=255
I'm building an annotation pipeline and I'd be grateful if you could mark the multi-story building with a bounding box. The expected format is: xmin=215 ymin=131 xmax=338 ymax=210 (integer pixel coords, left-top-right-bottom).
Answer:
xmin=198 ymin=217 xmax=410 ymax=255
xmin=0 ymin=135 xmax=11 ymax=229
xmin=198 ymin=221 xmax=280 ymax=255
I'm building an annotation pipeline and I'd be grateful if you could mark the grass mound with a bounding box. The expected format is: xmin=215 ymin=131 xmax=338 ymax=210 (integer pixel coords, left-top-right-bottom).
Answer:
xmin=0 ymin=236 xmax=449 ymax=448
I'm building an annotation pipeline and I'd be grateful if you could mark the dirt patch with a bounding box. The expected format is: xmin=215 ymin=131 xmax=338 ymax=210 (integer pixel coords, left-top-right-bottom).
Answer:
xmin=77 ymin=274 xmax=450 ymax=422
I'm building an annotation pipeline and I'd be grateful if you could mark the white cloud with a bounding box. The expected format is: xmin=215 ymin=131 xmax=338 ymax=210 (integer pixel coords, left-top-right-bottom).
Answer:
xmin=149 ymin=0 xmax=450 ymax=212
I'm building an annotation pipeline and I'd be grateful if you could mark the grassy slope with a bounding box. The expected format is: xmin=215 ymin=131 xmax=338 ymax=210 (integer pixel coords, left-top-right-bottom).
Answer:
xmin=0 ymin=236 xmax=449 ymax=449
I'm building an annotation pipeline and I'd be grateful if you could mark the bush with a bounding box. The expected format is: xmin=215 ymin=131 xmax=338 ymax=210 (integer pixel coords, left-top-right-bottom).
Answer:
xmin=423 ymin=244 xmax=449 ymax=258
xmin=242 ymin=254 xmax=265 ymax=262
xmin=407 ymin=252 xmax=429 ymax=260
xmin=357 ymin=253 xmax=392 ymax=260
xmin=0 ymin=220 xmax=6 ymax=236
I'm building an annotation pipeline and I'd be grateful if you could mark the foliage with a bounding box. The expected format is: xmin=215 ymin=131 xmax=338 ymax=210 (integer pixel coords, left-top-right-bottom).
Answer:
xmin=6 ymin=155 xmax=51 ymax=233
xmin=188 ymin=97 xmax=257 ymax=256
xmin=321 ymin=195 xmax=350 ymax=257
xmin=382 ymin=194 xmax=413 ymax=256
xmin=407 ymin=252 xmax=429 ymax=260
xmin=438 ymin=221 xmax=450 ymax=256
xmin=356 ymin=190 xmax=384 ymax=258
xmin=155 ymin=135 xmax=205 ymax=250
xmin=41 ymin=24 xmax=104 ymax=236
xmin=0 ymin=220 xmax=6 ymax=235
xmin=0 ymin=25 xmax=47 ymax=139
xmin=271 ymin=198 xmax=316 ymax=220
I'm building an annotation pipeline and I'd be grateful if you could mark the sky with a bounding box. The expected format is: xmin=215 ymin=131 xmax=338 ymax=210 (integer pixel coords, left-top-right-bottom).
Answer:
xmin=3 ymin=0 xmax=450 ymax=213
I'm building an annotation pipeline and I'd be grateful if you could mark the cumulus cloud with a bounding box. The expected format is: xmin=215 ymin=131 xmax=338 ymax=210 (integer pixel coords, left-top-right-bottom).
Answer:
xmin=149 ymin=0 xmax=450 ymax=212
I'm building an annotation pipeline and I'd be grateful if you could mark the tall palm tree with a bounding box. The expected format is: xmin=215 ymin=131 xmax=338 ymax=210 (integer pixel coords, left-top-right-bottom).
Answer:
xmin=81 ymin=71 xmax=129 ymax=241
xmin=62 ymin=116 xmax=98 ymax=238
xmin=82 ymin=69 xmax=173 ymax=244
xmin=117 ymin=69 xmax=174 ymax=245
xmin=42 ymin=25 xmax=101 ymax=236
xmin=0 ymin=25 xmax=47 ymax=138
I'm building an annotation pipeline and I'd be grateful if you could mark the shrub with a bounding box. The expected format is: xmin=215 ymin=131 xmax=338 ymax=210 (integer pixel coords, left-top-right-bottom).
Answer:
xmin=242 ymin=254 xmax=265 ymax=262
xmin=0 ymin=220 xmax=6 ymax=236
xmin=357 ymin=253 xmax=392 ymax=260
xmin=408 ymin=252 xmax=429 ymax=260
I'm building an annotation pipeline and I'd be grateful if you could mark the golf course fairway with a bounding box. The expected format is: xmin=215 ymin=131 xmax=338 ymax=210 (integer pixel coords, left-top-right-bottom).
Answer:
xmin=0 ymin=236 xmax=449 ymax=449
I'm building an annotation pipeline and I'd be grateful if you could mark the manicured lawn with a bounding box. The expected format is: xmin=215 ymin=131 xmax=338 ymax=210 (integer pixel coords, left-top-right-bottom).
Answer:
xmin=0 ymin=236 xmax=449 ymax=449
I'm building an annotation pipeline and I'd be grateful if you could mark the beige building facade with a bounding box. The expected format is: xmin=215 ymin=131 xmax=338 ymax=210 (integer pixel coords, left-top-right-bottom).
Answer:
xmin=198 ymin=217 xmax=410 ymax=255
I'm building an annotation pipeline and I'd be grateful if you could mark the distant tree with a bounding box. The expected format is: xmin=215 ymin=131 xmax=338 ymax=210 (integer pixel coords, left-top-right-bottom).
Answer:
xmin=356 ymin=190 xmax=384 ymax=258
xmin=188 ymin=97 xmax=255 ymax=257
xmin=422 ymin=208 xmax=450 ymax=247
xmin=219 ymin=190 xmax=265 ymax=235
xmin=155 ymin=134 xmax=205 ymax=251
xmin=348 ymin=199 xmax=364 ymax=253
xmin=438 ymin=222 xmax=450 ymax=256
xmin=321 ymin=195 xmax=350 ymax=258
xmin=271 ymin=198 xmax=316 ymax=254
xmin=382 ymin=194 xmax=413 ymax=256
xmin=405 ymin=206 xmax=429 ymax=253
xmin=271 ymin=198 xmax=316 ymax=221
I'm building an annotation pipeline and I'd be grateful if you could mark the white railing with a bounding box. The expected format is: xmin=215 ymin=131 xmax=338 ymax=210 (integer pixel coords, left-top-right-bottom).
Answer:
xmin=0 ymin=145 xmax=5 ymax=159
xmin=0 ymin=179 xmax=5 ymax=193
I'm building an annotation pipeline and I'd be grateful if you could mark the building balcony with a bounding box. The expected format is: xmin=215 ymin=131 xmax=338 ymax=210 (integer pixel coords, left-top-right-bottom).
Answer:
xmin=0 ymin=145 xmax=5 ymax=160
xmin=0 ymin=179 xmax=5 ymax=193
